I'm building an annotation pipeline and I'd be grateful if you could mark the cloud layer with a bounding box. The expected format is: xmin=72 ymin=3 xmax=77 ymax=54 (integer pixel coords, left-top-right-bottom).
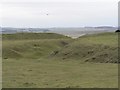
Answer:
xmin=1 ymin=0 xmax=118 ymax=28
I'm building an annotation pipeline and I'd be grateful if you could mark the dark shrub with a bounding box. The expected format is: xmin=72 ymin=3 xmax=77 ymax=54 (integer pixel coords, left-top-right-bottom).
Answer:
xmin=115 ymin=30 xmax=120 ymax=32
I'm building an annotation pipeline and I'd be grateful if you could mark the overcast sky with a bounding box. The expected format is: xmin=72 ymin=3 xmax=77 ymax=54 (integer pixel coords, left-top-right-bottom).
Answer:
xmin=0 ymin=0 xmax=119 ymax=28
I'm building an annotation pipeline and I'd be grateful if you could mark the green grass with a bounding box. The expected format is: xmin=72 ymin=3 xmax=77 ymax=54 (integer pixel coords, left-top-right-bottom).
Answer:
xmin=2 ymin=33 xmax=70 ymax=40
xmin=3 ymin=58 xmax=118 ymax=88
xmin=2 ymin=33 xmax=72 ymax=59
xmin=78 ymin=32 xmax=118 ymax=46
xmin=2 ymin=39 xmax=72 ymax=59
xmin=2 ymin=32 xmax=118 ymax=88
xmin=53 ymin=32 xmax=118 ymax=63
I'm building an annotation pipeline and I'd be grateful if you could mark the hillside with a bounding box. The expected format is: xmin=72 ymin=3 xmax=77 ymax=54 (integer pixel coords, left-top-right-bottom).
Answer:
xmin=2 ymin=33 xmax=70 ymax=40
xmin=51 ymin=32 xmax=118 ymax=63
xmin=2 ymin=33 xmax=71 ymax=59
xmin=3 ymin=32 xmax=118 ymax=63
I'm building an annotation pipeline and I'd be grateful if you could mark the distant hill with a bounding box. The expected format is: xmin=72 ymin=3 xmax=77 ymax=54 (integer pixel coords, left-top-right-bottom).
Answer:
xmin=1 ymin=27 xmax=50 ymax=34
xmin=95 ymin=26 xmax=115 ymax=28
xmin=2 ymin=33 xmax=70 ymax=40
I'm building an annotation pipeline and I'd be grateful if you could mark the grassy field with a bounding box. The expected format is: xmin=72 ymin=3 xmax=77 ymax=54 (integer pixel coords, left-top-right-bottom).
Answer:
xmin=2 ymin=32 xmax=118 ymax=88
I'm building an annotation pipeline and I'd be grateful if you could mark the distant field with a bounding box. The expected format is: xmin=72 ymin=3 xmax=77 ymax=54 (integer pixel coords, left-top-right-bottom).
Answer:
xmin=2 ymin=32 xmax=118 ymax=88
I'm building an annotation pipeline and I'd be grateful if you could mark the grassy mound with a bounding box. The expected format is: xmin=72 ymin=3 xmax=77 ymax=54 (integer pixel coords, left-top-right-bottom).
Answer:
xmin=51 ymin=33 xmax=118 ymax=63
xmin=3 ymin=32 xmax=118 ymax=63
xmin=2 ymin=33 xmax=70 ymax=40
xmin=2 ymin=33 xmax=72 ymax=59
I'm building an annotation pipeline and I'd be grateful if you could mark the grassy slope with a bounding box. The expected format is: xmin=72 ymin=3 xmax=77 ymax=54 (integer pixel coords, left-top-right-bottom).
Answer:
xmin=2 ymin=33 xmax=69 ymax=40
xmin=2 ymin=32 xmax=118 ymax=88
xmin=52 ymin=32 xmax=118 ymax=63
xmin=2 ymin=33 xmax=71 ymax=59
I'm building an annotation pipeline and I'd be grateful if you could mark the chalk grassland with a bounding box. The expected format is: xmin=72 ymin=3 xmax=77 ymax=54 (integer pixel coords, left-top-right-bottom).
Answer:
xmin=2 ymin=33 xmax=118 ymax=88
